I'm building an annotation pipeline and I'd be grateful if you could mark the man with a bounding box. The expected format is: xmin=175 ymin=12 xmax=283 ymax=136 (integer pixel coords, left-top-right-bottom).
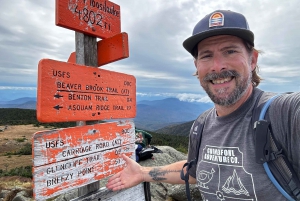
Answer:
xmin=106 ymin=10 xmax=300 ymax=200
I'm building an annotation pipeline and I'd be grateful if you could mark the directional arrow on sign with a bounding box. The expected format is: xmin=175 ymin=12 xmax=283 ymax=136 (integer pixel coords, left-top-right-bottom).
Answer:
xmin=54 ymin=93 xmax=63 ymax=99
xmin=53 ymin=105 xmax=63 ymax=110
xmin=37 ymin=59 xmax=136 ymax=123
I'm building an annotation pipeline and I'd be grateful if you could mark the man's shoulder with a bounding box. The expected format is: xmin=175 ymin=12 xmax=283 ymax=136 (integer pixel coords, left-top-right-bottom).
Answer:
xmin=190 ymin=108 xmax=214 ymax=136
xmin=195 ymin=108 xmax=214 ymax=123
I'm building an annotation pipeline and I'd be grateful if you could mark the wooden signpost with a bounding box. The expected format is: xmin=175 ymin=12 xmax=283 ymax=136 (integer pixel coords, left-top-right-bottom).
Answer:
xmin=68 ymin=32 xmax=129 ymax=66
xmin=56 ymin=0 xmax=121 ymax=39
xmin=37 ymin=59 xmax=136 ymax=123
xmin=34 ymin=0 xmax=149 ymax=200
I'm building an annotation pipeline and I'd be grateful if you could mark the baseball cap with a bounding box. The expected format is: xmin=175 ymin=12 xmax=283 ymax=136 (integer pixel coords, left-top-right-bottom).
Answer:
xmin=183 ymin=10 xmax=254 ymax=55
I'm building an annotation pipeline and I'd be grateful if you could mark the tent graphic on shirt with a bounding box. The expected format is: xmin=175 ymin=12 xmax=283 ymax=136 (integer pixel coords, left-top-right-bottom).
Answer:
xmin=222 ymin=169 xmax=249 ymax=196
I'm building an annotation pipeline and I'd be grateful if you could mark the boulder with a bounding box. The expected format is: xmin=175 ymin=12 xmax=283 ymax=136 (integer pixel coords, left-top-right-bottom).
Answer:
xmin=0 ymin=190 xmax=10 ymax=199
xmin=11 ymin=190 xmax=32 ymax=201
xmin=139 ymin=146 xmax=202 ymax=201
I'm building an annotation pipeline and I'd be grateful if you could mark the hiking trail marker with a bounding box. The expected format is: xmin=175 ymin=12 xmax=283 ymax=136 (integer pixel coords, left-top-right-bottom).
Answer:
xmin=56 ymin=0 xmax=121 ymax=39
xmin=37 ymin=59 xmax=136 ymax=123
xmin=32 ymin=120 xmax=135 ymax=200
xmin=34 ymin=0 xmax=148 ymax=200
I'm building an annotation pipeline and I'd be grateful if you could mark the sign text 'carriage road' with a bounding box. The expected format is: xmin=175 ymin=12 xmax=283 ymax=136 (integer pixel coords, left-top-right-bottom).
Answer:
xmin=37 ymin=59 xmax=136 ymax=123
xmin=32 ymin=120 xmax=135 ymax=199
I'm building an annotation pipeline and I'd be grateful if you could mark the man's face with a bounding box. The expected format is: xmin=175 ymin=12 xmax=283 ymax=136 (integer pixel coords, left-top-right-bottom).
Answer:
xmin=194 ymin=35 xmax=257 ymax=106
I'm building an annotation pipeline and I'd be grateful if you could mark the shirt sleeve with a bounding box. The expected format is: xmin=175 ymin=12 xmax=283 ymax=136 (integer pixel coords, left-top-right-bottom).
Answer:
xmin=267 ymin=92 xmax=300 ymax=178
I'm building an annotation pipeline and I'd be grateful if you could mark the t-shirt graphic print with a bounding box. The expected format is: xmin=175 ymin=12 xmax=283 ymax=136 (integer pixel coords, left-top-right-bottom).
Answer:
xmin=197 ymin=145 xmax=257 ymax=201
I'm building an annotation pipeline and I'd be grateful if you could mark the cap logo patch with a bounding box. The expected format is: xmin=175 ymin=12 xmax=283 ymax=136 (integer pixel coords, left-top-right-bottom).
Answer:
xmin=209 ymin=12 xmax=224 ymax=27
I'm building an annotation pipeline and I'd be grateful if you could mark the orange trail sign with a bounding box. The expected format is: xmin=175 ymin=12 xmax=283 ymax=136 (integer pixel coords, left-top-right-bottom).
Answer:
xmin=56 ymin=0 xmax=121 ymax=39
xmin=33 ymin=120 xmax=135 ymax=166
xmin=32 ymin=120 xmax=135 ymax=200
xmin=68 ymin=32 xmax=129 ymax=66
xmin=37 ymin=59 xmax=136 ymax=123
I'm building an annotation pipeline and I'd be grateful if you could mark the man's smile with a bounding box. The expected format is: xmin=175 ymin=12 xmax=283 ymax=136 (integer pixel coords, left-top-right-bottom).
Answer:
xmin=211 ymin=77 xmax=233 ymax=84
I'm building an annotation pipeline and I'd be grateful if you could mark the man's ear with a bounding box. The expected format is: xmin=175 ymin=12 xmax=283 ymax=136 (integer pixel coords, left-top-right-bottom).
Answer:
xmin=251 ymin=50 xmax=258 ymax=71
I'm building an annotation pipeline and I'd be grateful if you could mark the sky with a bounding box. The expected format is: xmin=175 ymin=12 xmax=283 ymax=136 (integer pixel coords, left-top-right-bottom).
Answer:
xmin=0 ymin=0 xmax=299 ymax=102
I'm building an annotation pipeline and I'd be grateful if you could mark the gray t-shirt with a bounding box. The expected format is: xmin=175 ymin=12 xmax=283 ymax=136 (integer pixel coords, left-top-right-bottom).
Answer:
xmin=187 ymin=88 xmax=300 ymax=201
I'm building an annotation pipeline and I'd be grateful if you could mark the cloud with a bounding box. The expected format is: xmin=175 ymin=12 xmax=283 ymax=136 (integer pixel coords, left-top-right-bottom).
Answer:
xmin=0 ymin=86 xmax=36 ymax=90
xmin=0 ymin=0 xmax=299 ymax=102
xmin=137 ymin=91 xmax=211 ymax=103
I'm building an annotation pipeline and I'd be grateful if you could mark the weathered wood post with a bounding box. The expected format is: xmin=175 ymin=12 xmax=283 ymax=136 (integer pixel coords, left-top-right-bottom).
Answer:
xmin=75 ymin=32 xmax=99 ymax=196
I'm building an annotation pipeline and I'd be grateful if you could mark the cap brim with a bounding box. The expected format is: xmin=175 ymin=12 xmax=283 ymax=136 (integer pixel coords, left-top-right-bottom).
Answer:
xmin=183 ymin=28 xmax=254 ymax=55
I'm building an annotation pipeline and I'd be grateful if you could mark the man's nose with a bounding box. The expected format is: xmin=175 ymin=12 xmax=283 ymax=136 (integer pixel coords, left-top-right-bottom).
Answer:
xmin=211 ymin=55 xmax=226 ymax=72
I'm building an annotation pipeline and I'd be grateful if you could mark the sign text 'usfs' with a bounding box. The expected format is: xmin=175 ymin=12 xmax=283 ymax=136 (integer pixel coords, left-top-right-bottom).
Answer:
xmin=32 ymin=120 xmax=135 ymax=200
xmin=33 ymin=120 xmax=135 ymax=166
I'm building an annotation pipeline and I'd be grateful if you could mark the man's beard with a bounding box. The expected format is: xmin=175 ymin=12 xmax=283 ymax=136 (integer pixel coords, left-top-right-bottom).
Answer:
xmin=201 ymin=70 xmax=252 ymax=106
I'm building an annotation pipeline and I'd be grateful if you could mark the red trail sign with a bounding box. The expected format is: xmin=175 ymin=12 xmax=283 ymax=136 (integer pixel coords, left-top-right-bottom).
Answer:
xmin=56 ymin=0 xmax=121 ymax=38
xmin=37 ymin=59 xmax=136 ymax=123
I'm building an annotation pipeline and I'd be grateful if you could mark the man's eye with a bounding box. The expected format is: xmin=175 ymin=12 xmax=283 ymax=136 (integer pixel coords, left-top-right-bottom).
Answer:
xmin=199 ymin=54 xmax=212 ymax=59
xmin=227 ymin=50 xmax=236 ymax=54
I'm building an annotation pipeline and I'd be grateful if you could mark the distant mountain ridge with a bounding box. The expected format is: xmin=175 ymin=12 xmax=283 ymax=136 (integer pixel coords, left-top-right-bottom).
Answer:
xmin=155 ymin=120 xmax=195 ymax=136
xmin=0 ymin=97 xmax=213 ymax=130
xmin=134 ymin=98 xmax=213 ymax=130
xmin=0 ymin=97 xmax=36 ymax=109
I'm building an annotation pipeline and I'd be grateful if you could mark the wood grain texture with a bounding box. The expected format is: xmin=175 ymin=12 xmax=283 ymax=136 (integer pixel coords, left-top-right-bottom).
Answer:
xmin=69 ymin=32 xmax=129 ymax=67
xmin=71 ymin=183 xmax=146 ymax=201
xmin=33 ymin=120 xmax=135 ymax=166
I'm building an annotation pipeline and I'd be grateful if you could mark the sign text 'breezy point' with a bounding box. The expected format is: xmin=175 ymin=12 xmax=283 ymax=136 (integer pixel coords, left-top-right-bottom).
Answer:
xmin=32 ymin=120 xmax=135 ymax=200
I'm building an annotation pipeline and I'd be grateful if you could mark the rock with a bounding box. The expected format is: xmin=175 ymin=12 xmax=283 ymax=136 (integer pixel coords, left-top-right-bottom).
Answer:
xmin=11 ymin=191 xmax=30 ymax=201
xmin=12 ymin=190 xmax=33 ymax=201
xmin=0 ymin=190 xmax=9 ymax=199
xmin=53 ymin=189 xmax=78 ymax=201
xmin=3 ymin=189 xmax=21 ymax=201
xmin=138 ymin=146 xmax=202 ymax=201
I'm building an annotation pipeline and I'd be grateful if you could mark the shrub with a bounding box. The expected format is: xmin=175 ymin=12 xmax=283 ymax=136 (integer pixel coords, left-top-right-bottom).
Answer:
xmin=14 ymin=138 xmax=27 ymax=143
xmin=16 ymin=143 xmax=32 ymax=155
xmin=0 ymin=166 xmax=32 ymax=178
xmin=4 ymin=143 xmax=32 ymax=156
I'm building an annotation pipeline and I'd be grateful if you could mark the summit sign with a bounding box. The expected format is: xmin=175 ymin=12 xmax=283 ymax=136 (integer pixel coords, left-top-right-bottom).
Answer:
xmin=56 ymin=0 xmax=121 ymax=38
